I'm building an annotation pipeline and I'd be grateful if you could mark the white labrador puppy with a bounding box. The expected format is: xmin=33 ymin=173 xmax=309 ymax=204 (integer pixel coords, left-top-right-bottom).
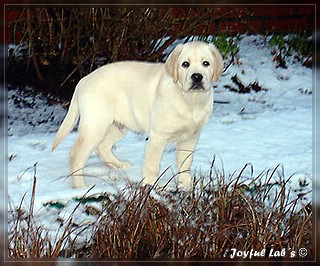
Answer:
xmin=52 ymin=41 xmax=223 ymax=190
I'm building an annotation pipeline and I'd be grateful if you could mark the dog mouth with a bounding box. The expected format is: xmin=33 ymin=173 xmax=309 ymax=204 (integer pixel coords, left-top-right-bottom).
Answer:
xmin=188 ymin=73 xmax=207 ymax=91
xmin=189 ymin=82 xmax=206 ymax=91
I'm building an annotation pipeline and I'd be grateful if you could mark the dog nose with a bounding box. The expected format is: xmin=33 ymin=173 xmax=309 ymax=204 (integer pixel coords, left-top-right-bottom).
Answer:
xmin=191 ymin=73 xmax=203 ymax=83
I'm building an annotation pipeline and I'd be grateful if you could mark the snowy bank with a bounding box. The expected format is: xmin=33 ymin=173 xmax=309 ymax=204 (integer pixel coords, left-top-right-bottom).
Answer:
xmin=7 ymin=35 xmax=313 ymax=237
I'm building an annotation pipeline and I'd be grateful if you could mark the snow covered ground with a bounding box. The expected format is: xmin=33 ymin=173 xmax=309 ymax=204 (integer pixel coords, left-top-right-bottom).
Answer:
xmin=6 ymin=35 xmax=313 ymax=237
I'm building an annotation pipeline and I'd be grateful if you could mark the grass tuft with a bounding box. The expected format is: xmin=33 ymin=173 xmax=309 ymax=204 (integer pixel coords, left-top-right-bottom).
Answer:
xmin=7 ymin=162 xmax=312 ymax=260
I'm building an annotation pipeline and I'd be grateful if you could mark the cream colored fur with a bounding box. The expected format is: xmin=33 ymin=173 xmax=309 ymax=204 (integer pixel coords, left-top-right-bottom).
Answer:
xmin=52 ymin=41 xmax=223 ymax=190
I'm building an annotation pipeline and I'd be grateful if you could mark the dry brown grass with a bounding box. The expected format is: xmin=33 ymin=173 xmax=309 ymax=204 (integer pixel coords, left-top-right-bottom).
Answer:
xmin=7 ymin=163 xmax=313 ymax=261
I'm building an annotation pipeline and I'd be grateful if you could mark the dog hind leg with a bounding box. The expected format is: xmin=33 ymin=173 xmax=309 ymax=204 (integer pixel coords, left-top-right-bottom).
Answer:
xmin=97 ymin=122 xmax=131 ymax=169
xmin=69 ymin=120 xmax=111 ymax=188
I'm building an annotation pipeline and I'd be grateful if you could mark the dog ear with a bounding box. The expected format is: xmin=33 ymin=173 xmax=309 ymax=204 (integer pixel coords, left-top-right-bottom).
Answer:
xmin=165 ymin=44 xmax=183 ymax=83
xmin=210 ymin=44 xmax=224 ymax=82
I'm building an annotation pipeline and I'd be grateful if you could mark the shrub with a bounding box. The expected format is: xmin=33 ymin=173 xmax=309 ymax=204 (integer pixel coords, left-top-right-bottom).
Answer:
xmin=269 ymin=32 xmax=312 ymax=68
xmin=7 ymin=8 xmax=222 ymax=99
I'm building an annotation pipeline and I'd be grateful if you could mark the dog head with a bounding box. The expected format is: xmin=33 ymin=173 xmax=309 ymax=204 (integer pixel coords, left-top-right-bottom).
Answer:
xmin=165 ymin=41 xmax=223 ymax=93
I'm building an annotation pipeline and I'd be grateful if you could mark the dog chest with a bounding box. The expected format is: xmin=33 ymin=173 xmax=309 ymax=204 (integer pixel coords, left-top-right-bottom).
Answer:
xmin=159 ymin=106 xmax=211 ymax=143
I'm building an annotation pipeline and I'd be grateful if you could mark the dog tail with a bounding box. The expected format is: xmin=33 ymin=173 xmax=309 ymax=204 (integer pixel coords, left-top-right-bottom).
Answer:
xmin=52 ymin=92 xmax=79 ymax=152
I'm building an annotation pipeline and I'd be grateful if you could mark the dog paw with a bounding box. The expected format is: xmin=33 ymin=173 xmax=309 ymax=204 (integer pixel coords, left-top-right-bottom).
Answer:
xmin=118 ymin=161 xmax=132 ymax=169
xmin=178 ymin=175 xmax=193 ymax=192
xmin=106 ymin=160 xmax=131 ymax=169
xmin=71 ymin=183 xmax=88 ymax=189
xmin=142 ymin=176 xmax=159 ymax=188
xmin=178 ymin=182 xmax=192 ymax=192
xmin=71 ymin=178 xmax=88 ymax=189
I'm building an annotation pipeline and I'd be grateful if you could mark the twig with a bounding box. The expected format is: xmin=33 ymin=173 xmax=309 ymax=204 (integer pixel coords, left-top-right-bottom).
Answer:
xmin=59 ymin=49 xmax=93 ymax=89
xmin=29 ymin=162 xmax=38 ymax=219
xmin=26 ymin=8 xmax=44 ymax=82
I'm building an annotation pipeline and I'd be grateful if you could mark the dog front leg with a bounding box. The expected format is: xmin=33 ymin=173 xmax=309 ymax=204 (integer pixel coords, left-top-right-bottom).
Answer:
xmin=142 ymin=136 xmax=167 ymax=187
xmin=176 ymin=134 xmax=200 ymax=191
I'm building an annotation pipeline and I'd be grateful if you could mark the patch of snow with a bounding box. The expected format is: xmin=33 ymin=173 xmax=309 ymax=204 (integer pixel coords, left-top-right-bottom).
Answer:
xmin=6 ymin=35 xmax=313 ymax=242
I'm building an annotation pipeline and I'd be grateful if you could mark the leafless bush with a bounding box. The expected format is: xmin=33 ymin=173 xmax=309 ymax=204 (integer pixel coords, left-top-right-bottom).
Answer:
xmin=8 ymin=7 xmax=251 ymax=99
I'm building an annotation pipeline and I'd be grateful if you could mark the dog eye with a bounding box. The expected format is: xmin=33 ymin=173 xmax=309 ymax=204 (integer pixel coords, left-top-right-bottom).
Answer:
xmin=203 ymin=61 xmax=210 ymax=67
xmin=182 ymin=61 xmax=190 ymax=68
